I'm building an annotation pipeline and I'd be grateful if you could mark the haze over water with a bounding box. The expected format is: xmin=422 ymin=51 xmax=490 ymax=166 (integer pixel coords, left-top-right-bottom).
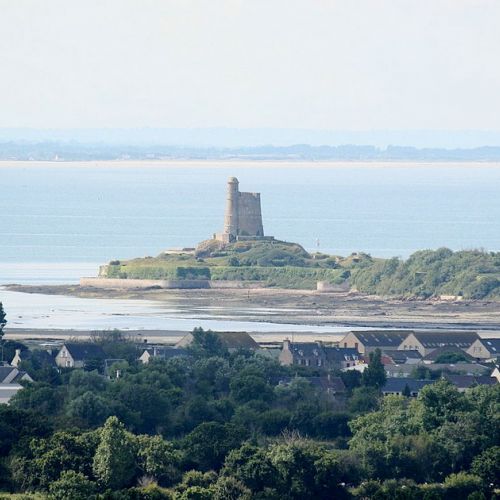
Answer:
xmin=1 ymin=161 xmax=500 ymax=284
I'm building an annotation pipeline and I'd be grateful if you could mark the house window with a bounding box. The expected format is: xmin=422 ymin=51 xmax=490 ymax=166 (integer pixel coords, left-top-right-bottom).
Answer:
xmin=354 ymin=342 xmax=358 ymax=350
xmin=318 ymin=359 xmax=322 ymax=366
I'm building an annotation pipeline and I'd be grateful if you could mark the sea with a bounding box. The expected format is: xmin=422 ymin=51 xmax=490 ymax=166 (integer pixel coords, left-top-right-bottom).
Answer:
xmin=1 ymin=160 xmax=499 ymax=332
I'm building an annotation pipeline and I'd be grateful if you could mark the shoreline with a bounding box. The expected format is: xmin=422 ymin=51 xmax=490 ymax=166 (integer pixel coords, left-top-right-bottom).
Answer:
xmin=4 ymin=284 xmax=500 ymax=336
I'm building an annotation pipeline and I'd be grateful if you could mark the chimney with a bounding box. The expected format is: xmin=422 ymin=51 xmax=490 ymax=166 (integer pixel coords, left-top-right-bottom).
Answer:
xmin=283 ymin=338 xmax=291 ymax=350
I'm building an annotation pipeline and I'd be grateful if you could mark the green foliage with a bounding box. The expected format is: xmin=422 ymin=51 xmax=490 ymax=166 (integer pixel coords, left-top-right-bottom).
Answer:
xmin=2 ymin=330 xmax=499 ymax=498
xmin=211 ymin=476 xmax=251 ymax=500
xmin=48 ymin=470 xmax=96 ymax=500
xmin=471 ymin=446 xmax=500 ymax=486
xmin=362 ymin=348 xmax=387 ymax=389
xmin=351 ymin=248 xmax=500 ymax=299
xmin=175 ymin=267 xmax=211 ymax=280
xmin=182 ymin=422 xmax=247 ymax=471
xmin=136 ymin=435 xmax=181 ymax=486
xmin=92 ymin=417 xmax=136 ymax=490
xmin=434 ymin=351 xmax=471 ymax=364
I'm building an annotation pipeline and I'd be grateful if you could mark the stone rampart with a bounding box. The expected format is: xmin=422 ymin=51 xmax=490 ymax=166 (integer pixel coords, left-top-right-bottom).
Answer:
xmin=80 ymin=277 xmax=265 ymax=290
xmin=80 ymin=277 xmax=210 ymax=289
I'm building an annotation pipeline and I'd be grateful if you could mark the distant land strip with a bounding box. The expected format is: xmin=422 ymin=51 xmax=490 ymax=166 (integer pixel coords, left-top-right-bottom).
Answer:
xmin=2 ymin=142 xmax=500 ymax=161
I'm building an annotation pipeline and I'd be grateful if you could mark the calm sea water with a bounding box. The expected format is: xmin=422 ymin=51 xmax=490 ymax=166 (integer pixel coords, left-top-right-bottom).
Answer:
xmin=1 ymin=161 xmax=500 ymax=284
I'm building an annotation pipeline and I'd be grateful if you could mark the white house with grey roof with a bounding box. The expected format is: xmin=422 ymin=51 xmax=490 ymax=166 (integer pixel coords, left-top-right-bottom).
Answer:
xmin=467 ymin=338 xmax=500 ymax=361
xmin=398 ymin=331 xmax=479 ymax=357
xmin=0 ymin=366 xmax=33 ymax=404
xmin=55 ymin=343 xmax=105 ymax=368
xmin=340 ymin=330 xmax=409 ymax=354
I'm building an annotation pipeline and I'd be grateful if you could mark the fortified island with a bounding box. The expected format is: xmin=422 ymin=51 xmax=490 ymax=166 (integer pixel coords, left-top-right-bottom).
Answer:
xmin=78 ymin=177 xmax=500 ymax=300
xmin=81 ymin=176 xmax=347 ymax=290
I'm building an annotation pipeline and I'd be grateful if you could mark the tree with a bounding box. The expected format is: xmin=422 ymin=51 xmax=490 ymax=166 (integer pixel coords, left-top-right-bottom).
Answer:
xmin=136 ymin=434 xmax=180 ymax=486
xmin=222 ymin=443 xmax=278 ymax=493
xmin=411 ymin=380 xmax=469 ymax=431
xmin=48 ymin=470 xmax=97 ymax=500
xmin=443 ymin=472 xmax=484 ymax=500
xmin=92 ymin=416 xmax=136 ymax=489
xmin=66 ymin=391 xmax=111 ymax=427
xmin=212 ymin=476 xmax=252 ymax=500
xmin=362 ymin=348 xmax=386 ymax=389
xmin=471 ymin=446 xmax=500 ymax=487
xmin=182 ymin=422 xmax=246 ymax=470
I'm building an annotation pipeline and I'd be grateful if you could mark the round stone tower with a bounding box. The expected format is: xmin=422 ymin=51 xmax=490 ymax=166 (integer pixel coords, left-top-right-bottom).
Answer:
xmin=223 ymin=177 xmax=239 ymax=238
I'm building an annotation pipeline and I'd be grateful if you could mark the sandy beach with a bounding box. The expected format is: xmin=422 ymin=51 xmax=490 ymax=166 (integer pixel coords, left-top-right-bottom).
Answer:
xmin=5 ymin=284 xmax=500 ymax=333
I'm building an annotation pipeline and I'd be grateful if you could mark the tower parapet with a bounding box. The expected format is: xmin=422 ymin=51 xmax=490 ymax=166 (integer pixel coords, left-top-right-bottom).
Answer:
xmin=215 ymin=177 xmax=267 ymax=242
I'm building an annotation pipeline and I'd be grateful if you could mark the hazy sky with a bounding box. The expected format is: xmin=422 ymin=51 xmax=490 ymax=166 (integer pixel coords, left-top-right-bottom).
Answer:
xmin=1 ymin=0 xmax=499 ymax=132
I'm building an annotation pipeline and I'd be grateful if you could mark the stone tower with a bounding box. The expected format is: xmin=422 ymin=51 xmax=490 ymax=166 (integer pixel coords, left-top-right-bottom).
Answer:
xmin=216 ymin=177 xmax=264 ymax=242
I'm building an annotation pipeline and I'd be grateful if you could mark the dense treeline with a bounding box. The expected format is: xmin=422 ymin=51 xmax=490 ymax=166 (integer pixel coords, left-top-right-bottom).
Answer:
xmin=0 ymin=331 xmax=498 ymax=499
xmin=351 ymin=248 xmax=500 ymax=299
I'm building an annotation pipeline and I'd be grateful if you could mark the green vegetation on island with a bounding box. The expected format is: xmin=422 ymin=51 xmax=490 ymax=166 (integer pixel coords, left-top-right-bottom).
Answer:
xmin=102 ymin=240 xmax=500 ymax=299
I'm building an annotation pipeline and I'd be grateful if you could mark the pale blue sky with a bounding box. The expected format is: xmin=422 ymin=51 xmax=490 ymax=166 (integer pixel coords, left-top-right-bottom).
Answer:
xmin=1 ymin=0 xmax=499 ymax=134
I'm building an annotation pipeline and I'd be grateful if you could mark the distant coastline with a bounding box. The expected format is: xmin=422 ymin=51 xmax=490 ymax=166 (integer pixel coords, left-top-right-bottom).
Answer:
xmin=2 ymin=140 xmax=500 ymax=162
xmin=2 ymin=160 xmax=500 ymax=169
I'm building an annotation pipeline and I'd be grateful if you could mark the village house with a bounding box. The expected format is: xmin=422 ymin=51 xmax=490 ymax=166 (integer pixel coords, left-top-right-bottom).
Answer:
xmin=384 ymin=362 xmax=489 ymax=378
xmin=139 ymin=346 xmax=189 ymax=364
xmin=11 ymin=348 xmax=57 ymax=368
xmin=397 ymin=330 xmax=479 ymax=357
xmin=443 ymin=374 xmax=498 ymax=392
xmin=382 ymin=349 xmax=422 ymax=364
xmin=55 ymin=343 xmax=106 ymax=369
xmin=0 ymin=366 xmax=33 ymax=404
xmin=276 ymin=375 xmax=346 ymax=399
xmin=466 ymin=338 xmax=500 ymax=361
xmin=422 ymin=345 xmax=474 ymax=364
xmin=340 ymin=330 xmax=409 ymax=354
xmin=279 ymin=340 xmax=359 ymax=370
xmin=176 ymin=331 xmax=259 ymax=351
xmin=279 ymin=340 xmax=326 ymax=367
xmin=382 ymin=378 xmax=434 ymax=397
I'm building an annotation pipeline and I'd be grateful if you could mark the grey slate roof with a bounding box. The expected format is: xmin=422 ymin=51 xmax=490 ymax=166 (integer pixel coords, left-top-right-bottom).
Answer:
xmin=289 ymin=342 xmax=325 ymax=360
xmin=480 ymin=338 xmax=500 ymax=355
xmin=383 ymin=378 xmax=434 ymax=393
xmin=0 ymin=367 xmax=31 ymax=384
xmin=423 ymin=345 xmax=474 ymax=362
xmin=16 ymin=349 xmax=57 ymax=366
xmin=349 ymin=330 xmax=410 ymax=347
xmin=324 ymin=347 xmax=360 ymax=363
xmin=444 ymin=374 xmax=498 ymax=389
xmin=412 ymin=330 xmax=479 ymax=348
xmin=0 ymin=366 xmax=15 ymax=383
xmin=64 ymin=343 xmax=106 ymax=361
xmin=383 ymin=349 xmax=422 ymax=363
xmin=143 ymin=347 xmax=189 ymax=359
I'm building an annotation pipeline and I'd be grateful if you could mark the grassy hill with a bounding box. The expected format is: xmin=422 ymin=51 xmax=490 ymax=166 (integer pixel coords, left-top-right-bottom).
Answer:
xmin=102 ymin=239 xmax=370 ymax=289
xmin=101 ymin=241 xmax=500 ymax=298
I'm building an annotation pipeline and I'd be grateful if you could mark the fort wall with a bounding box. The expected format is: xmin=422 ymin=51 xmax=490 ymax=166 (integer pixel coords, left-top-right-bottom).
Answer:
xmin=80 ymin=277 xmax=265 ymax=290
